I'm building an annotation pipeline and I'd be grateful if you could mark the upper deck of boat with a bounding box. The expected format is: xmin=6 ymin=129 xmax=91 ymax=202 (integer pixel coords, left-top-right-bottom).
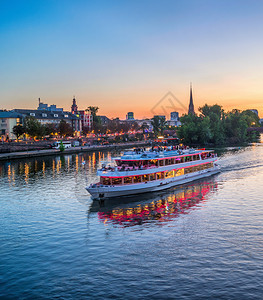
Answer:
xmin=115 ymin=148 xmax=213 ymax=162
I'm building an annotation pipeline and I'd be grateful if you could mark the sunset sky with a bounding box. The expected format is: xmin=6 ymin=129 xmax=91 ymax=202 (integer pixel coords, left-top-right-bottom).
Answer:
xmin=1 ymin=0 xmax=263 ymax=119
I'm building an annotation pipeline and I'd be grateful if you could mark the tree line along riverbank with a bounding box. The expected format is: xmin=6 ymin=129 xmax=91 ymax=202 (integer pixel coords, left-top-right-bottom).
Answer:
xmin=177 ymin=105 xmax=261 ymax=145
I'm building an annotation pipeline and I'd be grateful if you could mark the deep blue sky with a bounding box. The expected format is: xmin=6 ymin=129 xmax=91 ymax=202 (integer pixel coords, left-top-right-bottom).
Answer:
xmin=1 ymin=0 xmax=263 ymax=118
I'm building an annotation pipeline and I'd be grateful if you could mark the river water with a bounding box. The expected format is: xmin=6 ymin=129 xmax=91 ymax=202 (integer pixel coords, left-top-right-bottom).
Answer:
xmin=0 ymin=142 xmax=263 ymax=299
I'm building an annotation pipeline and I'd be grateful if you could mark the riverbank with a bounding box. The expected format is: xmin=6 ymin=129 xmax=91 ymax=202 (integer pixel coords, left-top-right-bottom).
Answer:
xmin=0 ymin=141 xmax=151 ymax=162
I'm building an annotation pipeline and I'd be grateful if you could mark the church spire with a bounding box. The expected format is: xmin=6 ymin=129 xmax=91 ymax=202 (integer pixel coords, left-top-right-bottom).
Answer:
xmin=71 ymin=96 xmax=78 ymax=114
xmin=188 ymin=83 xmax=195 ymax=115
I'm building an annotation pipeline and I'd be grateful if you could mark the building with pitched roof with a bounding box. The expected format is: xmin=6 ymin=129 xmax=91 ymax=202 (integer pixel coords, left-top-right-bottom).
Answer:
xmin=0 ymin=110 xmax=22 ymax=140
xmin=13 ymin=109 xmax=81 ymax=134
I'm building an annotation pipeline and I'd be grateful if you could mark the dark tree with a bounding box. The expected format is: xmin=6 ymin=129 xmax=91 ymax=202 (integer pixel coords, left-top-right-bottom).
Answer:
xmin=44 ymin=123 xmax=57 ymax=136
xmin=24 ymin=116 xmax=45 ymax=139
xmin=58 ymin=120 xmax=72 ymax=137
xmin=12 ymin=124 xmax=25 ymax=139
xmin=82 ymin=125 xmax=91 ymax=135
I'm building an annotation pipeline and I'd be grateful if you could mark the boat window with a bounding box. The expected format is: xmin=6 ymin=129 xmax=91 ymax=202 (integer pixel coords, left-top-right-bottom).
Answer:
xmin=102 ymin=177 xmax=111 ymax=185
xmin=150 ymin=159 xmax=158 ymax=166
xmin=193 ymin=166 xmax=200 ymax=172
xmin=206 ymin=162 xmax=213 ymax=168
xmin=133 ymin=176 xmax=141 ymax=183
xmin=180 ymin=157 xmax=184 ymax=163
xmin=185 ymin=167 xmax=190 ymax=174
xmin=112 ymin=177 xmax=122 ymax=185
xmin=159 ymin=159 xmax=164 ymax=166
xmin=156 ymin=172 xmax=162 ymax=180
xmin=175 ymin=157 xmax=181 ymax=164
xmin=165 ymin=170 xmax=174 ymax=178
xmin=176 ymin=168 xmax=184 ymax=176
xmin=149 ymin=173 xmax=156 ymax=181
xmin=142 ymin=174 xmax=149 ymax=182
xmin=124 ymin=177 xmax=132 ymax=184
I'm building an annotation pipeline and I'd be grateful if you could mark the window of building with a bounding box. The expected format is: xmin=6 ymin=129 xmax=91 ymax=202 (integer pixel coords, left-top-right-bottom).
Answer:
xmin=54 ymin=114 xmax=58 ymax=117
xmin=30 ymin=113 xmax=35 ymax=116
xmin=42 ymin=113 xmax=47 ymax=117
xmin=64 ymin=114 xmax=68 ymax=118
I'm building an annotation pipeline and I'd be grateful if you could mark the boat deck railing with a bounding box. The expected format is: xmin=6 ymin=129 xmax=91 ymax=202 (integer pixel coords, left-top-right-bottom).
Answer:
xmin=98 ymin=154 xmax=217 ymax=173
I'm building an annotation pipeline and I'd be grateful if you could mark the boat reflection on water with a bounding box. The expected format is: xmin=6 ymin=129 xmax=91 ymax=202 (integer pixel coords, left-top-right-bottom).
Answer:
xmin=90 ymin=179 xmax=218 ymax=227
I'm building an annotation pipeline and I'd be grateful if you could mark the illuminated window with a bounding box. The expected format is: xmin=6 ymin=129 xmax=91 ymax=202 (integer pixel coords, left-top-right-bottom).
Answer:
xmin=156 ymin=172 xmax=162 ymax=180
xmin=102 ymin=177 xmax=111 ymax=185
xmin=175 ymin=158 xmax=181 ymax=164
xmin=124 ymin=177 xmax=132 ymax=184
xmin=142 ymin=174 xmax=149 ymax=182
xmin=150 ymin=159 xmax=158 ymax=166
xmin=159 ymin=160 xmax=164 ymax=166
xmin=176 ymin=168 xmax=184 ymax=176
xmin=149 ymin=173 xmax=156 ymax=181
xmin=133 ymin=176 xmax=141 ymax=183
xmin=193 ymin=166 xmax=200 ymax=172
xmin=165 ymin=170 xmax=174 ymax=178
xmin=112 ymin=177 xmax=122 ymax=185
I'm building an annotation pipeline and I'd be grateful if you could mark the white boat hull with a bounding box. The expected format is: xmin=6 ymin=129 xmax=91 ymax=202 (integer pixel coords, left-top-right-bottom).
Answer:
xmin=86 ymin=167 xmax=220 ymax=199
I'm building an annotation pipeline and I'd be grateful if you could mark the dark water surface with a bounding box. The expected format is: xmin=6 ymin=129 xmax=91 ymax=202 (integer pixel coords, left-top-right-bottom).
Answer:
xmin=1 ymin=143 xmax=263 ymax=299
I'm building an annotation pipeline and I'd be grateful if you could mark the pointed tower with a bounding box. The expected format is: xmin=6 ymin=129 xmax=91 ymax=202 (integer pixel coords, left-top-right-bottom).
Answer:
xmin=188 ymin=83 xmax=195 ymax=115
xmin=71 ymin=96 xmax=78 ymax=114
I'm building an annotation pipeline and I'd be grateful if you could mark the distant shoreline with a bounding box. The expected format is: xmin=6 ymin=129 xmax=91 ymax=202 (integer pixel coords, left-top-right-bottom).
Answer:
xmin=0 ymin=141 xmax=151 ymax=162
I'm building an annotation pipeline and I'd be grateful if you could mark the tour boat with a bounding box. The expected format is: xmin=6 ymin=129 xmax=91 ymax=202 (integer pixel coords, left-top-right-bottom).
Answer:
xmin=86 ymin=147 xmax=220 ymax=199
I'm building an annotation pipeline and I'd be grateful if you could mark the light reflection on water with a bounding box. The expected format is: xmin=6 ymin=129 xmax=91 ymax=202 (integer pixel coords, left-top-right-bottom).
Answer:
xmin=92 ymin=181 xmax=217 ymax=227
xmin=0 ymin=144 xmax=263 ymax=299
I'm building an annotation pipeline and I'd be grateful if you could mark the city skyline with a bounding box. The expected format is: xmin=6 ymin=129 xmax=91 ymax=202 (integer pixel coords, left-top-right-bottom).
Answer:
xmin=1 ymin=0 xmax=263 ymax=118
